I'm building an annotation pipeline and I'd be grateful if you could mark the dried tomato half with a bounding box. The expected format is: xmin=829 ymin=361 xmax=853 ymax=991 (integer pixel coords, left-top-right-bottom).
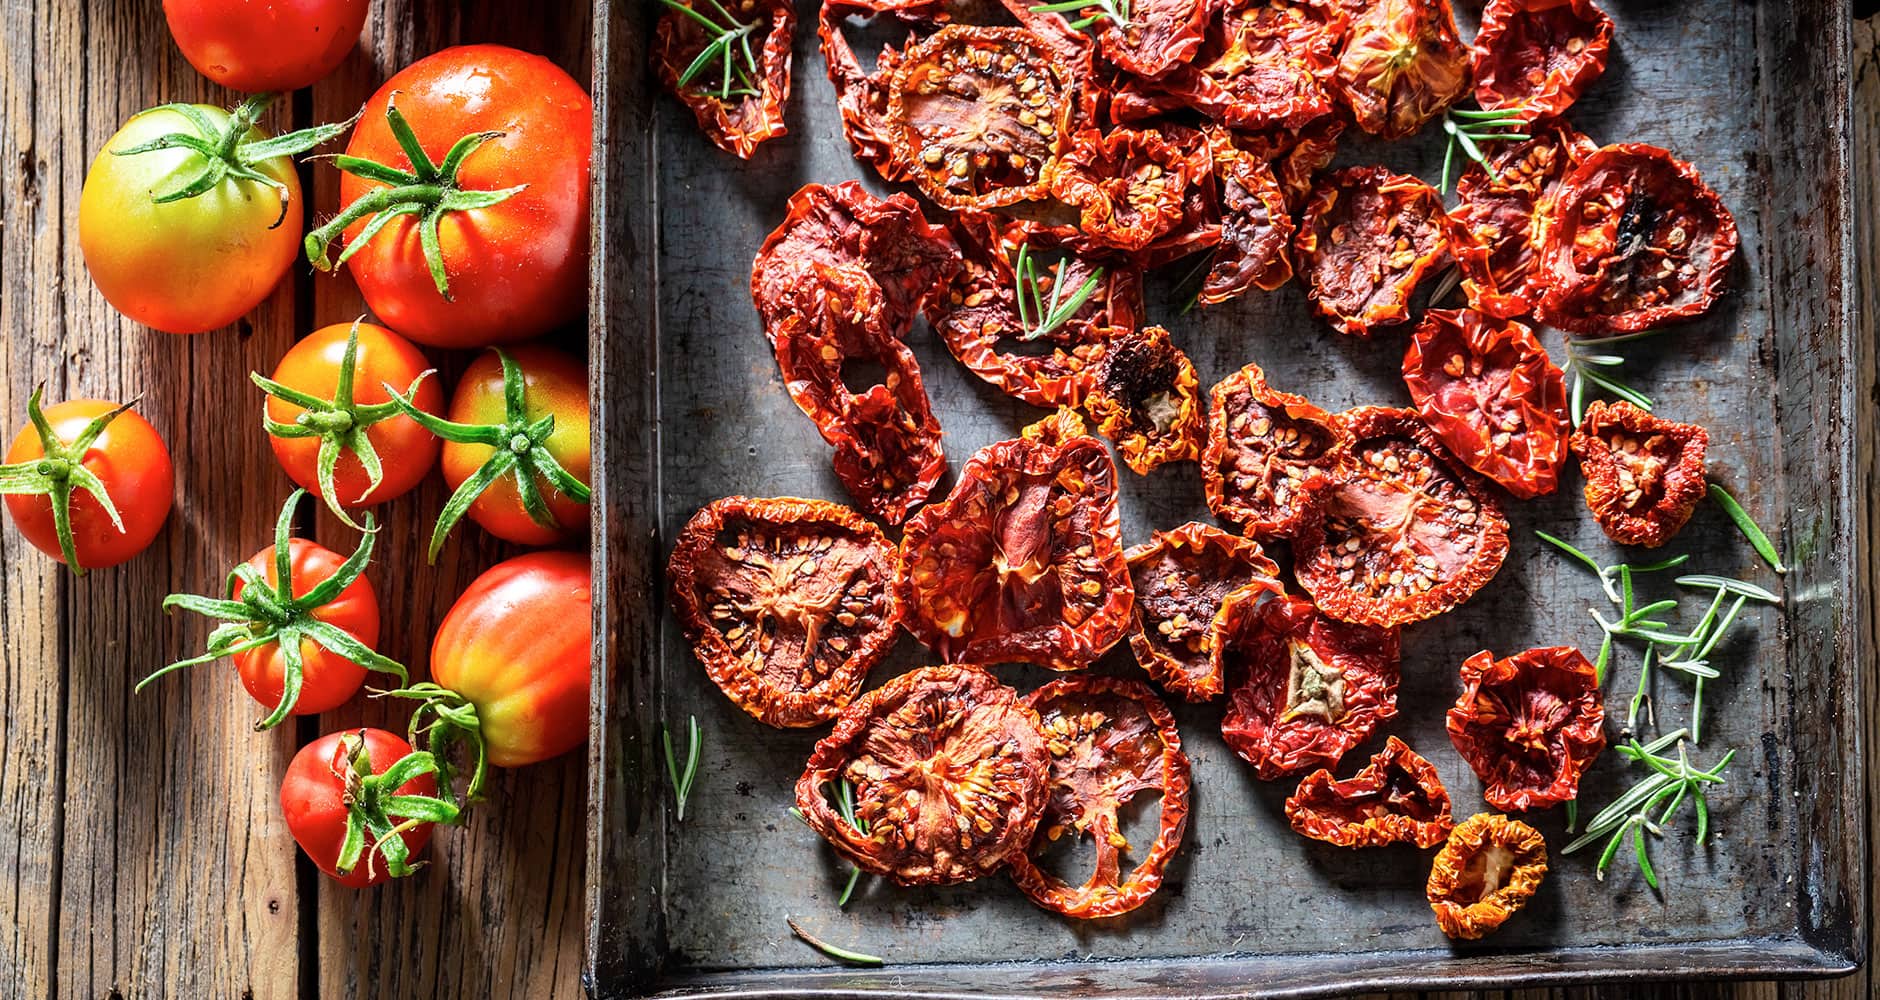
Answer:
xmin=1199 ymin=130 xmax=1295 ymax=304
xmin=1219 ymin=594 xmax=1400 ymax=780
xmin=1536 ymin=143 xmax=1740 ymax=334
xmin=1083 ymin=326 xmax=1204 ymax=475
xmin=1333 ymin=0 xmax=1469 ymax=140
xmin=751 ymin=181 xmax=962 ymax=343
xmin=1295 ymin=166 xmax=1448 ymax=337
xmin=1402 ymin=309 xmax=1569 ymax=500
xmin=816 ymin=0 xmax=929 ymax=184
xmin=668 ymin=497 xmax=898 ymax=728
xmin=1471 ymin=0 xmax=1614 ymax=122
xmin=1019 ymin=0 xmax=1207 ymax=78
xmin=1008 ymin=676 xmax=1192 ymax=918
xmin=1446 ymin=646 xmax=1606 ymax=812
xmin=1201 ymin=363 xmax=1353 ymax=539
xmin=1442 ymin=121 xmax=1597 ymax=319
xmin=653 ymin=0 xmax=795 ymax=158
xmin=1569 ymin=400 xmax=1709 ymax=547
xmin=888 ymin=26 xmax=1085 ymax=210
xmin=1049 ymin=128 xmax=1205 ymax=254
xmin=927 ymin=212 xmax=1144 ymax=408
xmin=1427 ymin=813 xmax=1547 ymax=940
xmin=1109 ymin=0 xmax=1348 ymax=130
xmin=795 ymin=665 xmax=1050 ymax=885
xmin=897 ymin=426 xmax=1133 ymax=670
xmin=1294 ymin=406 xmax=1510 ymax=628
xmin=1285 ymin=736 xmax=1454 ymax=848
xmin=1248 ymin=116 xmax=1345 ymax=211
xmin=1125 ymin=522 xmax=1280 ymax=702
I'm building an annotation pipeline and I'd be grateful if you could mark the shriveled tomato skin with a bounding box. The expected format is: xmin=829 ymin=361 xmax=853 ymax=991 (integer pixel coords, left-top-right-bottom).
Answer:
xmin=1427 ymin=812 xmax=1547 ymax=939
xmin=1201 ymin=363 xmax=1353 ymax=539
xmin=230 ymin=537 xmax=381 ymax=716
xmin=163 ymin=0 xmax=367 ymax=92
xmin=1125 ymin=522 xmax=1280 ymax=702
xmin=1333 ymin=0 xmax=1469 ymax=140
xmin=1200 ymin=129 xmax=1296 ymax=303
xmin=280 ymin=729 xmax=436 ymax=889
xmin=1445 ymin=646 xmax=1605 ymax=812
xmin=1442 ymin=122 xmax=1597 ymax=320
xmin=1082 ymin=326 xmax=1204 ymax=475
xmin=1569 ymin=400 xmax=1709 ymax=547
xmin=4 ymin=400 xmax=174 ymax=571
xmin=430 ymin=550 xmax=592 ymax=769
xmin=1108 ymin=0 xmax=1349 ymax=131
xmin=441 ymin=345 xmax=591 ymax=547
xmin=1285 ymin=735 xmax=1454 ymax=848
xmin=1471 ymin=0 xmax=1613 ymax=122
xmin=338 ymin=45 xmax=592 ymax=348
xmin=1295 ymin=166 xmax=1448 ymax=336
xmin=1402 ymin=309 xmax=1569 ymax=499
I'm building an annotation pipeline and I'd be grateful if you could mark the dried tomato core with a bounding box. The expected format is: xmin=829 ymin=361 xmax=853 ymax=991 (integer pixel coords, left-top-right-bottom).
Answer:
xmin=1281 ymin=640 xmax=1345 ymax=723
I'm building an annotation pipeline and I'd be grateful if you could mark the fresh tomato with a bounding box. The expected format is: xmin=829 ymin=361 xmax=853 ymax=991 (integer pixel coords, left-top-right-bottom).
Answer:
xmin=163 ymin=0 xmax=368 ymax=92
xmin=281 ymin=728 xmax=457 ymax=888
xmin=78 ymin=96 xmax=344 ymax=334
xmin=2 ymin=393 xmax=173 ymax=574
xmin=230 ymin=538 xmax=380 ymax=717
xmin=307 ymin=45 xmax=593 ymax=348
xmin=256 ymin=321 xmax=443 ymax=523
xmin=387 ymin=551 xmax=591 ymax=798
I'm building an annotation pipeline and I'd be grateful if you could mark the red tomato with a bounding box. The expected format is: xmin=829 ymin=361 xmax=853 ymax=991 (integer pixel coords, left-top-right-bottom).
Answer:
xmin=440 ymin=345 xmax=591 ymax=548
xmin=328 ymin=45 xmax=592 ymax=348
xmin=430 ymin=551 xmax=591 ymax=771
xmin=3 ymin=398 xmax=173 ymax=572
xmin=261 ymin=321 xmax=443 ymax=513
xmin=281 ymin=729 xmax=437 ymax=888
xmin=164 ymin=0 xmax=368 ymax=92
xmin=230 ymin=537 xmax=382 ymax=716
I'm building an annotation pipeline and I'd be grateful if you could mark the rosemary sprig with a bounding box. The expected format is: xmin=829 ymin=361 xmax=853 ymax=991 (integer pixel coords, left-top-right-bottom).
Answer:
xmin=1031 ymin=0 xmax=1131 ymax=31
xmin=659 ymin=0 xmax=763 ymax=101
xmin=1562 ymin=729 xmax=1735 ymax=891
xmin=1536 ymin=530 xmax=1690 ymax=681
xmin=1438 ymin=106 xmax=1531 ymax=194
xmin=787 ymin=916 xmax=884 ymax=966
xmin=789 ymin=780 xmax=871 ymax=907
xmin=663 ymin=715 xmax=702 ymax=821
xmin=1708 ymin=484 xmax=1788 ymax=574
xmin=1013 ymin=242 xmax=1102 ymax=341
xmin=1659 ymin=575 xmax=1780 ymax=743
xmin=1562 ymin=329 xmax=1666 ymax=425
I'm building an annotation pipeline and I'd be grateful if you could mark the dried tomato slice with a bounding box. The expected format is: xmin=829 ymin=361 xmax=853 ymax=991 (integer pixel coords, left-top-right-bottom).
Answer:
xmin=1427 ymin=813 xmax=1547 ymax=940
xmin=1049 ymin=128 xmax=1203 ymax=253
xmin=1535 ymin=143 xmax=1740 ymax=334
xmin=1333 ymin=0 xmax=1469 ymax=140
xmin=1109 ymin=0 xmax=1348 ymax=130
xmin=668 ymin=497 xmax=898 ymax=728
xmin=1569 ymin=400 xmax=1709 ymax=547
xmin=653 ymin=0 xmax=795 ymax=158
xmin=795 ymin=665 xmax=1050 ymax=885
xmin=816 ymin=0 xmax=929 ymax=183
xmin=1219 ymin=593 xmax=1400 ymax=780
xmin=1199 ymin=130 xmax=1295 ymax=304
xmin=1007 ymin=676 xmax=1191 ymax=918
xmin=927 ymin=212 xmax=1144 ymax=408
xmin=1294 ymin=406 xmax=1510 ymax=628
xmin=1125 ymin=522 xmax=1280 ymax=701
xmin=1082 ymin=326 xmax=1204 ymax=474
xmin=1019 ymin=0 xmax=1206 ymax=78
xmin=1471 ymin=0 xmax=1614 ymax=122
xmin=1285 ymin=736 xmax=1455 ymax=848
xmin=888 ymin=26 xmax=1086 ymax=210
xmin=1442 ymin=121 xmax=1597 ymax=319
xmin=1402 ymin=309 xmax=1569 ymax=500
xmin=897 ymin=426 xmax=1133 ymax=670
xmin=1295 ymin=166 xmax=1448 ymax=337
xmin=1246 ymin=116 xmax=1345 ymax=212
xmin=1446 ymin=646 xmax=1606 ymax=812
xmin=1201 ymin=363 xmax=1353 ymax=539
xmin=751 ymin=181 xmax=962 ymax=343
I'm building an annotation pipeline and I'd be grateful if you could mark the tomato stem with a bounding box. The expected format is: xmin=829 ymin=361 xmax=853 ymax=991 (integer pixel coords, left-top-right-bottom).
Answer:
xmin=329 ymin=729 xmax=462 ymax=881
xmin=375 ymin=681 xmax=491 ymax=805
xmin=0 ymin=386 xmax=140 ymax=576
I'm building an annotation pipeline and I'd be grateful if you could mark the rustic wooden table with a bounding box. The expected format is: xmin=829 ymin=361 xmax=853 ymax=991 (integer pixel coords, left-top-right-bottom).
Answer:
xmin=0 ymin=3 xmax=1871 ymax=999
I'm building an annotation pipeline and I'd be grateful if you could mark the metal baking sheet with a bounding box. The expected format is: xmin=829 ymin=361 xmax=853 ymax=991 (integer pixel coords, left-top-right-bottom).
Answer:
xmin=584 ymin=0 xmax=1866 ymax=995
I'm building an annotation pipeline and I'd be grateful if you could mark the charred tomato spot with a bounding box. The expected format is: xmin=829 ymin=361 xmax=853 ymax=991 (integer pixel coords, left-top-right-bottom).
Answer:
xmin=1083 ymin=326 xmax=1205 ymax=474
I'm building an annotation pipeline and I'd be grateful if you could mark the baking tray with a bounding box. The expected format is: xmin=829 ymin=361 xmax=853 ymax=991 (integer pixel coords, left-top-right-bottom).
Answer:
xmin=583 ymin=0 xmax=1867 ymax=995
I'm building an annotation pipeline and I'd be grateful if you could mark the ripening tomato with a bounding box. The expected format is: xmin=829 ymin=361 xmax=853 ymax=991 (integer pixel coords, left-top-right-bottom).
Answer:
xmin=440 ymin=345 xmax=591 ymax=549
xmin=281 ymin=728 xmax=439 ymax=888
xmin=229 ymin=537 xmax=382 ymax=716
xmin=316 ymin=45 xmax=593 ymax=348
xmin=163 ymin=0 xmax=368 ymax=92
xmin=2 ymin=396 xmax=174 ymax=573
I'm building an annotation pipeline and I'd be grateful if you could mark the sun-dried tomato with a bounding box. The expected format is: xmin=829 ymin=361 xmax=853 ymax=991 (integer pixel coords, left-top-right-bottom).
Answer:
xmin=796 ymin=665 xmax=1050 ymax=885
xmin=1333 ymin=0 xmax=1469 ymax=140
xmin=1295 ymin=166 xmax=1448 ymax=337
xmin=1125 ymin=522 xmax=1280 ymax=701
xmin=816 ymin=0 xmax=931 ymax=183
xmin=888 ymin=26 xmax=1088 ymax=210
xmin=1442 ymin=121 xmax=1597 ymax=319
xmin=1082 ymin=326 xmax=1204 ymax=474
xmin=1446 ymin=646 xmax=1606 ymax=812
xmin=1201 ymin=363 xmax=1353 ymax=539
xmin=897 ymin=425 xmax=1133 ymax=670
xmin=927 ymin=212 xmax=1144 ymax=408
xmin=668 ymin=497 xmax=898 ymax=728
xmin=1049 ymin=128 xmax=1204 ymax=254
xmin=1007 ymin=676 xmax=1191 ymax=918
xmin=1536 ymin=143 xmax=1740 ymax=334
xmin=1285 ymin=736 xmax=1455 ymax=848
xmin=653 ymin=0 xmax=796 ymax=158
xmin=751 ymin=181 xmax=962 ymax=343
xmin=1018 ymin=0 xmax=1207 ymax=78
xmin=1472 ymin=0 xmax=1613 ymax=122
xmin=1108 ymin=0 xmax=1348 ymax=130
xmin=1219 ymin=593 xmax=1400 ymax=780
xmin=1199 ymin=130 xmax=1295 ymax=304
xmin=1294 ymin=406 xmax=1510 ymax=628
xmin=1402 ymin=309 xmax=1569 ymax=499
xmin=1569 ymin=400 xmax=1709 ymax=547
xmin=1427 ymin=813 xmax=1547 ymax=940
